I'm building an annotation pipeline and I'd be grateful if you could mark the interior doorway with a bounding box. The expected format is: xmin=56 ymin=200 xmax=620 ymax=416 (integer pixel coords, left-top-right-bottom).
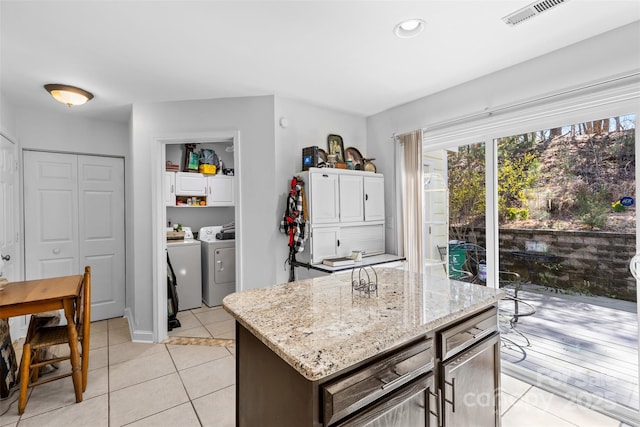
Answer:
xmin=154 ymin=132 xmax=241 ymax=343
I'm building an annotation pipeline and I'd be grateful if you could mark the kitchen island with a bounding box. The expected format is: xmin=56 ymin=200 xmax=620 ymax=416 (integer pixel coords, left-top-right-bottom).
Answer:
xmin=223 ymin=267 xmax=505 ymax=426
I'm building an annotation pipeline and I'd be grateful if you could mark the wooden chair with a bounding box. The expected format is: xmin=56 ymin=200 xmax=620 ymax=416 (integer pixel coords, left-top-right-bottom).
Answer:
xmin=18 ymin=266 xmax=91 ymax=414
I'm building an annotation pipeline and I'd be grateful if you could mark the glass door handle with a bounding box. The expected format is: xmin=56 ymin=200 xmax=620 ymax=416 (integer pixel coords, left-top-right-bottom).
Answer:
xmin=630 ymin=254 xmax=640 ymax=279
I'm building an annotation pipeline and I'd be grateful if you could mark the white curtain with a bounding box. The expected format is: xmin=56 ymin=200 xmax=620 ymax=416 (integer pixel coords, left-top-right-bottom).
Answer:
xmin=397 ymin=130 xmax=423 ymax=273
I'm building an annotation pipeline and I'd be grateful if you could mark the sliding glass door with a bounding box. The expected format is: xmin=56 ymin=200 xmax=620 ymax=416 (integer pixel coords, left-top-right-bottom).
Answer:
xmin=496 ymin=115 xmax=638 ymax=422
xmin=423 ymin=114 xmax=639 ymax=423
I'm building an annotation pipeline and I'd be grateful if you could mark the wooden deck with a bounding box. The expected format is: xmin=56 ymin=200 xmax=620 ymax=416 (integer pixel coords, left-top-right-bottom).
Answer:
xmin=499 ymin=285 xmax=639 ymax=412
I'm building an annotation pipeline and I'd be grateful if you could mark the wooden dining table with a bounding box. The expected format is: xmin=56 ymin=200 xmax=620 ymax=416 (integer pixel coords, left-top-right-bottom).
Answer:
xmin=0 ymin=274 xmax=84 ymax=406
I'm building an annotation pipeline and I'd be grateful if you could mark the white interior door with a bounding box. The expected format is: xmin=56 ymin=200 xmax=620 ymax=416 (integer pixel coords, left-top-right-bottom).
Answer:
xmin=78 ymin=155 xmax=125 ymax=320
xmin=24 ymin=151 xmax=125 ymax=321
xmin=1 ymin=135 xmax=24 ymax=338
xmin=24 ymin=151 xmax=79 ymax=279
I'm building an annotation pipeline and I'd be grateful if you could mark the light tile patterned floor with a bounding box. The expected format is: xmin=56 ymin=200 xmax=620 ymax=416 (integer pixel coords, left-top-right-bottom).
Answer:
xmin=0 ymin=305 xmax=631 ymax=426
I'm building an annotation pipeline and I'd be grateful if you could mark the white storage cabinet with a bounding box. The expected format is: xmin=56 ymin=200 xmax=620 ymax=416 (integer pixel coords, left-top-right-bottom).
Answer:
xmin=206 ymin=175 xmax=234 ymax=206
xmin=175 ymin=172 xmax=207 ymax=196
xmin=301 ymin=168 xmax=385 ymax=264
xmin=172 ymin=172 xmax=234 ymax=207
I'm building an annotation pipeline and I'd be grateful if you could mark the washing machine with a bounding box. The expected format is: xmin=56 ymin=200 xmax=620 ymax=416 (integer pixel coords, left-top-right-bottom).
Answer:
xmin=199 ymin=226 xmax=236 ymax=307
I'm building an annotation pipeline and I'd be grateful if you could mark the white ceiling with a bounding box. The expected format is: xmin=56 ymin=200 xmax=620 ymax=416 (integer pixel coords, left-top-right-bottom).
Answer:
xmin=2 ymin=1 xmax=639 ymax=123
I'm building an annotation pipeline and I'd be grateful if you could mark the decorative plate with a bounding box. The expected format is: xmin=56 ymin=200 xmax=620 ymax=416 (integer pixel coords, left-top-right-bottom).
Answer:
xmin=363 ymin=158 xmax=377 ymax=173
xmin=344 ymin=147 xmax=364 ymax=170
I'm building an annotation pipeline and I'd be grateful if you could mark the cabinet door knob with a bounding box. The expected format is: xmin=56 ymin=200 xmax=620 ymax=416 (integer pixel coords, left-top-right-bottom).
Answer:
xmin=1 ymin=254 xmax=9 ymax=261
xmin=53 ymin=248 xmax=61 ymax=255
xmin=365 ymin=194 xmax=369 ymax=201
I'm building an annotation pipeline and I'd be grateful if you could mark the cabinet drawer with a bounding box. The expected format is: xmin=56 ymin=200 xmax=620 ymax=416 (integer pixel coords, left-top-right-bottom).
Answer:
xmin=439 ymin=307 xmax=497 ymax=361
xmin=322 ymin=337 xmax=433 ymax=426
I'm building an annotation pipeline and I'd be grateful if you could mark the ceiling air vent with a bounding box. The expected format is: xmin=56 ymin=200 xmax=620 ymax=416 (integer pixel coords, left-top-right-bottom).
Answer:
xmin=502 ymin=0 xmax=569 ymax=26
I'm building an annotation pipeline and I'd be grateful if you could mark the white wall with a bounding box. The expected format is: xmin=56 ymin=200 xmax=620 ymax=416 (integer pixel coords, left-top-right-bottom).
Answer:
xmin=15 ymin=106 xmax=128 ymax=156
xmin=367 ymin=22 xmax=640 ymax=256
xmin=129 ymin=96 xmax=275 ymax=337
xmin=273 ymin=97 xmax=367 ymax=283
xmin=1 ymin=94 xmax=18 ymax=141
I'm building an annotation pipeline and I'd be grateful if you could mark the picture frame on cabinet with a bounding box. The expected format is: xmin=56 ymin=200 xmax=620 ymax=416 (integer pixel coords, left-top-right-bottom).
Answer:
xmin=327 ymin=134 xmax=345 ymax=163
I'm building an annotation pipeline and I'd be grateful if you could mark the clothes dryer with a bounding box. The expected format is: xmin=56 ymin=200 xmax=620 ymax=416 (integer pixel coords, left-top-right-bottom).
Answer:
xmin=199 ymin=226 xmax=236 ymax=307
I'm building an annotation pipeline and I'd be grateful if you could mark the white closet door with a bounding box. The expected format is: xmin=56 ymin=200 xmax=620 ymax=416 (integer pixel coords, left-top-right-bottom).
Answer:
xmin=24 ymin=151 xmax=79 ymax=279
xmin=78 ymin=155 xmax=125 ymax=320
xmin=24 ymin=152 xmax=125 ymax=321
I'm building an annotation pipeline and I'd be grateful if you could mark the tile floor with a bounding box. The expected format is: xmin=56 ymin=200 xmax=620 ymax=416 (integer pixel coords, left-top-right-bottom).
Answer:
xmin=0 ymin=305 xmax=632 ymax=426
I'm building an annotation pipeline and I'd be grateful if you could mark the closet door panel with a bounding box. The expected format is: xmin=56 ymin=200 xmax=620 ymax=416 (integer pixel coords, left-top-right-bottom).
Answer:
xmin=79 ymin=155 xmax=125 ymax=320
xmin=23 ymin=151 xmax=79 ymax=280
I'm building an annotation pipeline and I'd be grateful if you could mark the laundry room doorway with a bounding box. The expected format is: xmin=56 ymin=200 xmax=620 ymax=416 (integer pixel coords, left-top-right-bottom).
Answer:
xmin=155 ymin=131 xmax=241 ymax=342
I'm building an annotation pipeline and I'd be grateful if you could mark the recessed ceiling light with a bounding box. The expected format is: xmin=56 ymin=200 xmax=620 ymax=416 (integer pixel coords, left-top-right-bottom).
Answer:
xmin=394 ymin=18 xmax=425 ymax=38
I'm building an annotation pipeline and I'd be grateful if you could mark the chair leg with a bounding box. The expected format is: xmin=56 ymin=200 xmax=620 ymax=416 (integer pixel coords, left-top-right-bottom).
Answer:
xmin=18 ymin=343 xmax=31 ymax=415
xmin=30 ymin=348 xmax=41 ymax=382
xmin=81 ymin=340 xmax=89 ymax=392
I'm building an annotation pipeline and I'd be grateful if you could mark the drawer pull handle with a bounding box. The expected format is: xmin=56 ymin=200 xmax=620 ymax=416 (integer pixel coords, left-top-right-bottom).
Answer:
xmin=444 ymin=377 xmax=456 ymax=412
xmin=467 ymin=326 xmax=486 ymax=339
xmin=380 ymin=372 xmax=412 ymax=390
xmin=428 ymin=387 xmax=441 ymax=425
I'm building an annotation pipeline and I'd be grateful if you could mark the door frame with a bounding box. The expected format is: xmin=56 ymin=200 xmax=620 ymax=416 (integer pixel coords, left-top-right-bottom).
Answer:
xmin=1 ymin=132 xmax=25 ymax=339
xmin=152 ymin=130 xmax=241 ymax=343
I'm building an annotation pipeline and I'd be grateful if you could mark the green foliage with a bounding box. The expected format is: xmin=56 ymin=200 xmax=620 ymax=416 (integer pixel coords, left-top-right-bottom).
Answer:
xmin=496 ymin=148 xmax=538 ymax=220
xmin=504 ymin=207 xmax=529 ymax=220
xmin=448 ymin=144 xmax=486 ymax=227
xmin=576 ymin=189 xmax=608 ymax=229
xmin=448 ymin=139 xmax=539 ymax=225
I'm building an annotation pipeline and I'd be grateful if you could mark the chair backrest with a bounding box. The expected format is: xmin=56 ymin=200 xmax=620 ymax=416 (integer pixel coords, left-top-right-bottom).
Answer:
xmin=76 ymin=266 xmax=91 ymax=339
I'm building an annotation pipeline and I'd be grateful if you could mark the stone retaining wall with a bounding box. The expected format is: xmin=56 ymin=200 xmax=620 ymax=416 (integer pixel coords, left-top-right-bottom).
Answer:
xmin=461 ymin=228 xmax=637 ymax=302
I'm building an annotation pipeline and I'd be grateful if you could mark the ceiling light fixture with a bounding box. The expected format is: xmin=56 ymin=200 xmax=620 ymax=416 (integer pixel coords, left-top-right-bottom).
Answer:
xmin=44 ymin=84 xmax=94 ymax=107
xmin=394 ymin=18 xmax=425 ymax=38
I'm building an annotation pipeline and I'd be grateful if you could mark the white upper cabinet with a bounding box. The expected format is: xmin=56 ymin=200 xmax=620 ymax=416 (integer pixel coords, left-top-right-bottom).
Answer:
xmin=305 ymin=168 xmax=384 ymax=225
xmin=302 ymin=168 xmax=386 ymax=264
xmin=165 ymin=172 xmax=176 ymax=206
xmin=364 ymin=175 xmax=385 ymax=221
xmin=309 ymin=172 xmax=340 ymax=224
xmin=175 ymin=172 xmax=206 ymax=196
xmin=206 ymin=175 xmax=234 ymax=206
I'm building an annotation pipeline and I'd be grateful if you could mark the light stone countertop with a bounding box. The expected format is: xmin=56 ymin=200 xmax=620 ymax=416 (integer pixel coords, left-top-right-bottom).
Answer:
xmin=223 ymin=267 xmax=504 ymax=381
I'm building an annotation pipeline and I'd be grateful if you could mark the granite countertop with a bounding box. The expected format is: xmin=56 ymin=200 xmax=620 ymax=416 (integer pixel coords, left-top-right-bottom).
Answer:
xmin=223 ymin=267 xmax=504 ymax=381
